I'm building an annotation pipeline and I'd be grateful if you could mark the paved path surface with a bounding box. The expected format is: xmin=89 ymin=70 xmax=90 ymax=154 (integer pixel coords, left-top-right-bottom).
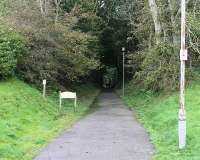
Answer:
xmin=34 ymin=92 xmax=154 ymax=160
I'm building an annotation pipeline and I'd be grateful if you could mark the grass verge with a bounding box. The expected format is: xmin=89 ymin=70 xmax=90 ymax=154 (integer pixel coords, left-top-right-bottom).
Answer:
xmin=0 ymin=79 xmax=100 ymax=160
xmin=122 ymin=82 xmax=200 ymax=160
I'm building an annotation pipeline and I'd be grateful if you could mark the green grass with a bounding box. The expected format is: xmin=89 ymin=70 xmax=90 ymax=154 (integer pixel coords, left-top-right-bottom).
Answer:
xmin=122 ymin=81 xmax=200 ymax=160
xmin=0 ymin=79 xmax=100 ymax=160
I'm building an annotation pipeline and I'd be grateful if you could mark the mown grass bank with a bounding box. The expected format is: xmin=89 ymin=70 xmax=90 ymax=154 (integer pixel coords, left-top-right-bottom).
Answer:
xmin=122 ymin=82 xmax=200 ymax=160
xmin=0 ymin=79 xmax=100 ymax=160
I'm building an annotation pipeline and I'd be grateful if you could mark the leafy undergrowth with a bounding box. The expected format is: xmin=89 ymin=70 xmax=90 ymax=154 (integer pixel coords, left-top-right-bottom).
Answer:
xmin=0 ymin=79 xmax=100 ymax=160
xmin=123 ymin=82 xmax=200 ymax=160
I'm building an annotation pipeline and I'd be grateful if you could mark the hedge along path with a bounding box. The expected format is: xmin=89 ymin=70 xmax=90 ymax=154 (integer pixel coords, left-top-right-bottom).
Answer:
xmin=34 ymin=92 xmax=154 ymax=160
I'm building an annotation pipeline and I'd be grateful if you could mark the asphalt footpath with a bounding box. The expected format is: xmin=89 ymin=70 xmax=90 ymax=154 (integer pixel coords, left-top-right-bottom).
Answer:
xmin=34 ymin=92 xmax=154 ymax=160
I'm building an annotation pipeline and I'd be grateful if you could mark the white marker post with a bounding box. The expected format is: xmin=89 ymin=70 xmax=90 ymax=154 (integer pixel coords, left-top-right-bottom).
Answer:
xmin=122 ymin=47 xmax=125 ymax=97
xmin=59 ymin=91 xmax=77 ymax=112
xmin=179 ymin=0 xmax=187 ymax=149
xmin=43 ymin=79 xmax=47 ymax=98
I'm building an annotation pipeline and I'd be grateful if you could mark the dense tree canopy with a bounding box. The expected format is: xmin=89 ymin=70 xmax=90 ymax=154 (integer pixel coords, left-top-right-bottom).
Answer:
xmin=0 ymin=0 xmax=200 ymax=91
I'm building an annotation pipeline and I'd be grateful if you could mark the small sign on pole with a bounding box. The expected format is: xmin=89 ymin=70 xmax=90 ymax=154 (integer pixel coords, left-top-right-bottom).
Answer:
xmin=43 ymin=79 xmax=46 ymax=98
xmin=59 ymin=91 xmax=77 ymax=112
xmin=180 ymin=49 xmax=188 ymax=61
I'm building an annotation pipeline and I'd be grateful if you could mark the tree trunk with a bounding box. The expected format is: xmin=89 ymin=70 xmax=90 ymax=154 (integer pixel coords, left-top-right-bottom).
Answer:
xmin=193 ymin=0 xmax=198 ymax=18
xmin=168 ymin=0 xmax=179 ymax=46
xmin=148 ymin=0 xmax=162 ymax=45
xmin=38 ymin=0 xmax=45 ymax=17
xmin=37 ymin=0 xmax=50 ymax=18
xmin=54 ymin=0 xmax=62 ymax=25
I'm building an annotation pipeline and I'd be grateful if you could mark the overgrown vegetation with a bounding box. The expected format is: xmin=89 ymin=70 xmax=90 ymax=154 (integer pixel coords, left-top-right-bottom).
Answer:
xmin=0 ymin=0 xmax=133 ymax=87
xmin=0 ymin=0 xmax=102 ymax=87
xmin=0 ymin=23 xmax=25 ymax=79
xmin=0 ymin=79 xmax=100 ymax=160
xmin=1 ymin=0 xmax=200 ymax=90
xmin=119 ymin=0 xmax=200 ymax=91
xmin=134 ymin=44 xmax=180 ymax=91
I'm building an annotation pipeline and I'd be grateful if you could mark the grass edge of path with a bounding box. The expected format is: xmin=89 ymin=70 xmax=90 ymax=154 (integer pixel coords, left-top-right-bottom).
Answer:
xmin=117 ymin=81 xmax=200 ymax=160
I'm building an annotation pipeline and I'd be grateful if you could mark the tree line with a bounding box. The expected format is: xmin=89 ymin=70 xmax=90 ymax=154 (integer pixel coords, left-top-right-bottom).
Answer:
xmin=0 ymin=0 xmax=200 ymax=91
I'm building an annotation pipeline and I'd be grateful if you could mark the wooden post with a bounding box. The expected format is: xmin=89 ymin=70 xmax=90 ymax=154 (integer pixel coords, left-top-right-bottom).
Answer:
xmin=43 ymin=79 xmax=46 ymax=98
xmin=59 ymin=91 xmax=62 ymax=109
xmin=74 ymin=96 xmax=77 ymax=112
xmin=179 ymin=0 xmax=187 ymax=149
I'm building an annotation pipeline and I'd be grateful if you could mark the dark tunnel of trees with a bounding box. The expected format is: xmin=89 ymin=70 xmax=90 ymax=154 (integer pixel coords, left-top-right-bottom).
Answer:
xmin=1 ymin=0 xmax=199 ymax=91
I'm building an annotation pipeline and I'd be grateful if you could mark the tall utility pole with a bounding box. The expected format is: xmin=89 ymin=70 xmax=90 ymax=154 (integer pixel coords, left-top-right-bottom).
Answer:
xmin=122 ymin=47 xmax=125 ymax=97
xmin=179 ymin=0 xmax=187 ymax=149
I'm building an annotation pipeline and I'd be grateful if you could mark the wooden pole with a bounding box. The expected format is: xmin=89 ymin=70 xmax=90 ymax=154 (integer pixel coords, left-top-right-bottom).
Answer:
xmin=179 ymin=0 xmax=187 ymax=149
xmin=74 ymin=96 xmax=77 ymax=112
xmin=43 ymin=79 xmax=46 ymax=98
xmin=59 ymin=91 xmax=62 ymax=109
